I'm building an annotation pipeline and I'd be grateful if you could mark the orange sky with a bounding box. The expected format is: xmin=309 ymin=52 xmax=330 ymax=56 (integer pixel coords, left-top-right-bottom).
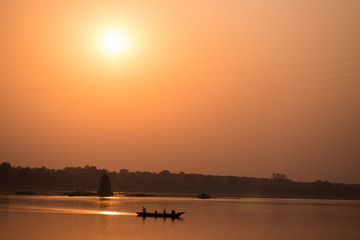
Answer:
xmin=1 ymin=0 xmax=360 ymax=183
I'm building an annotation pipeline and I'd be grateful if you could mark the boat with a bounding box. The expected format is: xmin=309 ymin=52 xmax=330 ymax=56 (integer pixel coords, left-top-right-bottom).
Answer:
xmin=197 ymin=192 xmax=212 ymax=199
xmin=136 ymin=212 xmax=185 ymax=218
xmin=125 ymin=193 xmax=156 ymax=197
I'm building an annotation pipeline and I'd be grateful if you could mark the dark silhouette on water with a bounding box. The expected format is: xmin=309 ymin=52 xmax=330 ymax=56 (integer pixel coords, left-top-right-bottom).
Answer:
xmin=198 ymin=192 xmax=212 ymax=199
xmin=98 ymin=172 xmax=113 ymax=197
xmin=137 ymin=209 xmax=185 ymax=218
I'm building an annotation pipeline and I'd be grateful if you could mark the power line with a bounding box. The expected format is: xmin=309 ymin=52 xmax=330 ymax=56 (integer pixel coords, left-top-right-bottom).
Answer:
xmin=1 ymin=68 xmax=358 ymax=107
xmin=1 ymin=84 xmax=359 ymax=117
xmin=1 ymin=56 xmax=359 ymax=95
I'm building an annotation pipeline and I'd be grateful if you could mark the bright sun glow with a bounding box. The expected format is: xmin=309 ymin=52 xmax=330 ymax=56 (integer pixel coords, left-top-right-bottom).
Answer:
xmin=101 ymin=30 xmax=127 ymax=55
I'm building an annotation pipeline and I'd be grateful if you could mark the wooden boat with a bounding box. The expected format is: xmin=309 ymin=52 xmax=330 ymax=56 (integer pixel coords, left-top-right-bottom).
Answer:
xmin=136 ymin=212 xmax=185 ymax=218
xmin=197 ymin=192 xmax=211 ymax=199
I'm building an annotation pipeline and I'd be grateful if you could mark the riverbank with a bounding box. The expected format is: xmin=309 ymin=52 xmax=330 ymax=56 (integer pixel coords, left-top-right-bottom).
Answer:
xmin=1 ymin=188 xmax=360 ymax=200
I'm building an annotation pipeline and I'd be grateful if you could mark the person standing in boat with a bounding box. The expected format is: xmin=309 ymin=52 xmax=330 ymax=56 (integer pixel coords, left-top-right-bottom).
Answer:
xmin=163 ymin=209 xmax=166 ymax=215
xmin=142 ymin=207 xmax=146 ymax=214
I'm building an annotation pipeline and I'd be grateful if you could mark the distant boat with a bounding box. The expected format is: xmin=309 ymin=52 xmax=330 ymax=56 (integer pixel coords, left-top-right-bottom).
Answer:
xmin=198 ymin=193 xmax=212 ymax=199
xmin=125 ymin=193 xmax=156 ymax=197
xmin=137 ymin=212 xmax=185 ymax=218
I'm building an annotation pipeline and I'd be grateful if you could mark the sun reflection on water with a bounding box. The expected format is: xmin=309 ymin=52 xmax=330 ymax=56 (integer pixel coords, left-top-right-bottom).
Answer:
xmin=17 ymin=206 xmax=136 ymax=216
xmin=99 ymin=211 xmax=132 ymax=216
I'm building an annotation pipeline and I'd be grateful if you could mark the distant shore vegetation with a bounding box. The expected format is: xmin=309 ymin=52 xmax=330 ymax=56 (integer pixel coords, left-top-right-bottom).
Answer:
xmin=0 ymin=162 xmax=359 ymax=199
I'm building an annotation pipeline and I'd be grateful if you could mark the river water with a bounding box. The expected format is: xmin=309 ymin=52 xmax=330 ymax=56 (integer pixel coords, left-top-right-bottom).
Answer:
xmin=0 ymin=195 xmax=359 ymax=240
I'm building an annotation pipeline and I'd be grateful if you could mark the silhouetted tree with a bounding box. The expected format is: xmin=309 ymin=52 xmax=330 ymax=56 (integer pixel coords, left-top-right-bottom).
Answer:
xmin=119 ymin=169 xmax=129 ymax=175
xmin=272 ymin=173 xmax=288 ymax=180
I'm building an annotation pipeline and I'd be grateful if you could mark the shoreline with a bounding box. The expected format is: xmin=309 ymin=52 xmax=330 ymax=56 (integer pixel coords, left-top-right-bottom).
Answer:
xmin=1 ymin=189 xmax=360 ymax=201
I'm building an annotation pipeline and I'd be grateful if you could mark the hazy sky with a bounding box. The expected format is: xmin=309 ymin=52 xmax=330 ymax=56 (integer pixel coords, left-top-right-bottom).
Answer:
xmin=1 ymin=0 xmax=359 ymax=183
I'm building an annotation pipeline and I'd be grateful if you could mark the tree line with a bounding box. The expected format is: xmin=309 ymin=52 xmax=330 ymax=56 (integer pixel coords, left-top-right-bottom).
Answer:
xmin=1 ymin=162 xmax=359 ymax=199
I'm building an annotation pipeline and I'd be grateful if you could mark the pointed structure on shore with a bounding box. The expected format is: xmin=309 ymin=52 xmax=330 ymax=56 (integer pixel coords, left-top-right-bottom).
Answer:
xmin=98 ymin=172 xmax=114 ymax=197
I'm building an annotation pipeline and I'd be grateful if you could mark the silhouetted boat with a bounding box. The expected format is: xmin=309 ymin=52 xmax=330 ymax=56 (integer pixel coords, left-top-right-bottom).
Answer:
xmin=125 ymin=193 xmax=155 ymax=197
xmin=198 ymin=192 xmax=212 ymax=199
xmin=136 ymin=212 xmax=185 ymax=218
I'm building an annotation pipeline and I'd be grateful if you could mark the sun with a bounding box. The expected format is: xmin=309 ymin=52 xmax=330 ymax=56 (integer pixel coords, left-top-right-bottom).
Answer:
xmin=101 ymin=30 xmax=127 ymax=55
